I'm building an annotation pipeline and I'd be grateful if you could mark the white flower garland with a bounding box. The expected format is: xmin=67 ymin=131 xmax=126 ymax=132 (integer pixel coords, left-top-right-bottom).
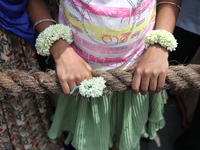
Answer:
xmin=35 ymin=24 xmax=73 ymax=56
xmin=79 ymin=77 xmax=106 ymax=98
xmin=70 ymin=77 xmax=106 ymax=99
xmin=144 ymin=30 xmax=178 ymax=51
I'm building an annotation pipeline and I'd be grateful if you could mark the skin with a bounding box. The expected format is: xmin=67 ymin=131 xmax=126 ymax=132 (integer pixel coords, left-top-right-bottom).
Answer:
xmin=27 ymin=0 xmax=182 ymax=149
xmin=27 ymin=0 xmax=181 ymax=96
xmin=28 ymin=0 xmax=92 ymax=97
xmin=131 ymin=0 xmax=182 ymax=95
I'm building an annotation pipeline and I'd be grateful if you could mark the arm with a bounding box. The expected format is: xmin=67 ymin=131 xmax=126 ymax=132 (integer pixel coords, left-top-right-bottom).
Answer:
xmin=27 ymin=0 xmax=92 ymax=96
xmin=131 ymin=0 xmax=182 ymax=95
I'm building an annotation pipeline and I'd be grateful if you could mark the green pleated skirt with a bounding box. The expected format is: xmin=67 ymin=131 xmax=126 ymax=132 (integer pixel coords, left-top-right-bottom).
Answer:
xmin=48 ymin=91 xmax=165 ymax=150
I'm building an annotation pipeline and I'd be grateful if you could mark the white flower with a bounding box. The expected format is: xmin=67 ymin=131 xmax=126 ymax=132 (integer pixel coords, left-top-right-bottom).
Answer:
xmin=79 ymin=77 xmax=106 ymax=98
xmin=35 ymin=24 xmax=73 ymax=56
xmin=144 ymin=30 xmax=178 ymax=51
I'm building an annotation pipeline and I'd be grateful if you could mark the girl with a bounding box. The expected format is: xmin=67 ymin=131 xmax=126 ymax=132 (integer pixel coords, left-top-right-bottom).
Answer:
xmin=27 ymin=0 xmax=182 ymax=149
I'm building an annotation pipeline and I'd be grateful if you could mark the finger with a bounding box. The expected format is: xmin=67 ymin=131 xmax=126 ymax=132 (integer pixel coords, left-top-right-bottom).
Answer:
xmin=60 ymin=81 xmax=71 ymax=96
xmin=83 ymin=71 xmax=93 ymax=81
xmin=156 ymin=73 xmax=166 ymax=93
xmin=85 ymin=63 xmax=92 ymax=72
xmin=149 ymin=75 xmax=159 ymax=93
xmin=132 ymin=73 xmax=141 ymax=94
xmin=68 ymin=81 xmax=79 ymax=97
xmin=140 ymin=75 xmax=150 ymax=95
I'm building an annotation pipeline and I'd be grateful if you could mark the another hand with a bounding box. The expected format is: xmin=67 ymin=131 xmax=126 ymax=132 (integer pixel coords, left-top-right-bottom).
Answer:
xmin=131 ymin=44 xmax=169 ymax=95
xmin=50 ymin=40 xmax=92 ymax=96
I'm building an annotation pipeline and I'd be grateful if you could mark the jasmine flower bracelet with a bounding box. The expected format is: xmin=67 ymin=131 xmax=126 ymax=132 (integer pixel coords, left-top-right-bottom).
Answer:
xmin=35 ymin=24 xmax=73 ymax=56
xmin=70 ymin=77 xmax=106 ymax=99
xmin=144 ymin=30 xmax=178 ymax=51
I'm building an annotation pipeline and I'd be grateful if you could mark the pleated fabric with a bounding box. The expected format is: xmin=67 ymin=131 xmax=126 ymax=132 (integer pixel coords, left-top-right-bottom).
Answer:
xmin=48 ymin=91 xmax=165 ymax=150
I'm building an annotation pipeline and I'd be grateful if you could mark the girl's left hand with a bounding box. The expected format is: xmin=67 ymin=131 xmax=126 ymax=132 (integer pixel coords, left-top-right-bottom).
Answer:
xmin=131 ymin=44 xmax=169 ymax=95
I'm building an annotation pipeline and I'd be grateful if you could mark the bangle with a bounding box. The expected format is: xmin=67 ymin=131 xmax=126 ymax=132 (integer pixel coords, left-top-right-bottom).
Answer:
xmin=35 ymin=24 xmax=73 ymax=56
xmin=33 ymin=19 xmax=57 ymax=33
xmin=157 ymin=2 xmax=181 ymax=10
xmin=144 ymin=30 xmax=178 ymax=51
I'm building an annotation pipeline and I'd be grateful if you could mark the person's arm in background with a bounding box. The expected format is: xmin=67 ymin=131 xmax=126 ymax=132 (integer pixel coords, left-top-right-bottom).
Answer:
xmin=131 ymin=0 xmax=182 ymax=95
xmin=27 ymin=0 xmax=92 ymax=96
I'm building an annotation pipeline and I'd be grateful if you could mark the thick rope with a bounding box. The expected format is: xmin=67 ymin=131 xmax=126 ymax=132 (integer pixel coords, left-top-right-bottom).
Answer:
xmin=0 ymin=64 xmax=199 ymax=94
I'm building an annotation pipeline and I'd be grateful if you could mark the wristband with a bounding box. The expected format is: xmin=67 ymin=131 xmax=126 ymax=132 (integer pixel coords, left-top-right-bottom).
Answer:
xmin=35 ymin=24 xmax=73 ymax=56
xmin=144 ymin=30 xmax=178 ymax=51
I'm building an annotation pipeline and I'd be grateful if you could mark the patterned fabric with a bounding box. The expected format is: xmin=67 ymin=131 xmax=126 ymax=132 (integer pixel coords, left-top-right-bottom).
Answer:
xmin=0 ymin=27 xmax=64 ymax=150
xmin=59 ymin=0 xmax=156 ymax=70
xmin=48 ymin=0 xmax=165 ymax=150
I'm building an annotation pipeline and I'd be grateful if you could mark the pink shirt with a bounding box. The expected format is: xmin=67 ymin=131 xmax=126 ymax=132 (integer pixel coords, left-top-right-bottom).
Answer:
xmin=59 ymin=0 xmax=156 ymax=70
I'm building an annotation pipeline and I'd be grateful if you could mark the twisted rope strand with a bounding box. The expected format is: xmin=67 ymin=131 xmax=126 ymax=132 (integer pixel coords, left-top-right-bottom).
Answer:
xmin=0 ymin=64 xmax=199 ymax=94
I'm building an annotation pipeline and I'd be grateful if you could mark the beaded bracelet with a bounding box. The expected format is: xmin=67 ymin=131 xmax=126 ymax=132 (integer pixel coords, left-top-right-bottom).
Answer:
xmin=35 ymin=24 xmax=73 ymax=56
xmin=144 ymin=30 xmax=178 ymax=51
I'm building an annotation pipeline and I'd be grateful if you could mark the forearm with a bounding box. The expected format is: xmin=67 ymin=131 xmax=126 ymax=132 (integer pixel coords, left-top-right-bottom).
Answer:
xmin=156 ymin=0 xmax=182 ymax=33
xmin=27 ymin=0 xmax=92 ymax=95
xmin=131 ymin=0 xmax=182 ymax=94
xmin=148 ymin=0 xmax=182 ymax=57
xmin=27 ymin=0 xmax=72 ymax=58
xmin=27 ymin=0 xmax=54 ymax=33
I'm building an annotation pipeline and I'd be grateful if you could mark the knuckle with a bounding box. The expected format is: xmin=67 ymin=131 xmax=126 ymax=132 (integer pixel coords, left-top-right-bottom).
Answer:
xmin=149 ymin=87 xmax=156 ymax=92
xmin=84 ymin=71 xmax=92 ymax=78
xmin=140 ymin=88 xmax=148 ymax=95
xmin=134 ymin=68 xmax=142 ymax=75
xmin=65 ymin=75 xmax=78 ymax=82
xmin=63 ymin=90 xmax=70 ymax=95
xmin=132 ymin=87 xmax=139 ymax=94
xmin=58 ymin=77 xmax=66 ymax=83
xmin=157 ymin=85 xmax=163 ymax=92
xmin=75 ymin=74 xmax=82 ymax=81
xmin=143 ymin=70 xmax=151 ymax=76
xmin=152 ymin=71 xmax=158 ymax=77
xmin=87 ymin=66 xmax=92 ymax=72
xmin=160 ymin=69 xmax=167 ymax=75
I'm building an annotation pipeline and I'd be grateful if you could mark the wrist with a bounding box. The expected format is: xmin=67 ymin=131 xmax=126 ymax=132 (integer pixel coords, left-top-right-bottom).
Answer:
xmin=50 ymin=40 xmax=74 ymax=61
xmin=147 ymin=44 xmax=169 ymax=59
xmin=35 ymin=24 xmax=73 ymax=56
xmin=144 ymin=29 xmax=178 ymax=52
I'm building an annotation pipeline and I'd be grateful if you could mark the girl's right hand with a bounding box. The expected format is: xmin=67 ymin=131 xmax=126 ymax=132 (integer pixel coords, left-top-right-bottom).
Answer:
xmin=50 ymin=39 xmax=93 ymax=96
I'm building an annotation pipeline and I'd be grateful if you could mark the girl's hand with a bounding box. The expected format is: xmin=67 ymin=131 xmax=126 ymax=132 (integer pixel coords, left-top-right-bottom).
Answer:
xmin=50 ymin=40 xmax=92 ymax=96
xmin=131 ymin=44 xmax=169 ymax=95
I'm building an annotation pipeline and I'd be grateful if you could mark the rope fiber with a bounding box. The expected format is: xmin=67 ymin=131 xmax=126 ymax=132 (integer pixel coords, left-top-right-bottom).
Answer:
xmin=0 ymin=64 xmax=199 ymax=94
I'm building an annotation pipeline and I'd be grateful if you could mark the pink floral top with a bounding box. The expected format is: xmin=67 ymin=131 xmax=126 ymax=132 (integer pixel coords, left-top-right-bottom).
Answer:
xmin=59 ymin=0 xmax=156 ymax=70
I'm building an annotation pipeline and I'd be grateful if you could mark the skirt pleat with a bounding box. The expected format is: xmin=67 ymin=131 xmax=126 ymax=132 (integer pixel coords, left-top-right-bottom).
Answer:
xmin=48 ymin=91 xmax=165 ymax=150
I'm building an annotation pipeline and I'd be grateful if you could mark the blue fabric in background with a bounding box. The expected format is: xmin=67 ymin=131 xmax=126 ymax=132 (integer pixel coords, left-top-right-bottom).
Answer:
xmin=0 ymin=0 xmax=36 ymax=46
xmin=176 ymin=0 xmax=200 ymax=35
